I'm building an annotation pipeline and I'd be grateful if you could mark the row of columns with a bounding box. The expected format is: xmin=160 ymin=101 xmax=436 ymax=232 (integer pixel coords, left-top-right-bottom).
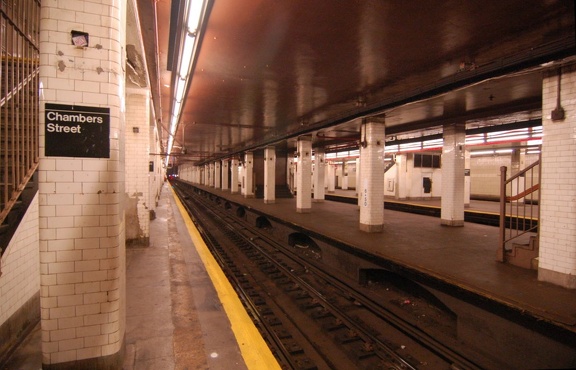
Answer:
xmin=184 ymin=116 xmax=470 ymax=232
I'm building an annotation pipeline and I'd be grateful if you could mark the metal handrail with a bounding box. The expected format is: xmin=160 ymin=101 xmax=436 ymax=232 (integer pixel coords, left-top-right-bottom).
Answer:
xmin=0 ymin=0 xmax=40 ymax=244
xmin=496 ymin=159 xmax=540 ymax=262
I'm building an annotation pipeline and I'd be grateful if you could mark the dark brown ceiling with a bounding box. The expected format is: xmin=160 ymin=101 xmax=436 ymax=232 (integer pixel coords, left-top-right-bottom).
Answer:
xmin=138 ymin=0 xmax=575 ymax=165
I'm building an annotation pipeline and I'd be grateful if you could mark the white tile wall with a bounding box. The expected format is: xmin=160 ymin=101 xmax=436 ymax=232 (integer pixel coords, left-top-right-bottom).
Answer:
xmin=441 ymin=123 xmax=466 ymax=225
xmin=296 ymin=137 xmax=312 ymax=211
xmin=540 ymin=64 xmax=576 ymax=283
xmin=0 ymin=194 xmax=40 ymax=326
xmin=38 ymin=0 xmax=126 ymax=365
xmin=359 ymin=122 xmax=385 ymax=227
xmin=125 ymin=90 xmax=151 ymax=240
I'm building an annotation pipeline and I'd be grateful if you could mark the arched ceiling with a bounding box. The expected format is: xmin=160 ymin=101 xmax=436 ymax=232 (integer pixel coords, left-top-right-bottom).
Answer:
xmin=136 ymin=0 xmax=575 ymax=165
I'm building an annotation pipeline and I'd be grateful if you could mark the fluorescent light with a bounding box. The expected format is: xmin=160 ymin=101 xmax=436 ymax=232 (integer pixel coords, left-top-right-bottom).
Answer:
xmin=187 ymin=0 xmax=204 ymax=33
xmin=173 ymin=100 xmax=182 ymax=117
xmin=471 ymin=150 xmax=494 ymax=156
xmin=166 ymin=0 xmax=207 ymax=167
xmin=175 ymin=78 xmax=186 ymax=102
xmin=179 ymin=34 xmax=196 ymax=78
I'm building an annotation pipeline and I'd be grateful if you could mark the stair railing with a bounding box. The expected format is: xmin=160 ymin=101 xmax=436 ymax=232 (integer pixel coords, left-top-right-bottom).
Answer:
xmin=1 ymin=0 xmax=41 ymax=257
xmin=496 ymin=159 xmax=540 ymax=262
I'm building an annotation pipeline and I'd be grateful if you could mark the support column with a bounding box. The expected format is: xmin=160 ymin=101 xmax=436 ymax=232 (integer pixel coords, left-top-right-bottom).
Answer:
xmin=244 ymin=152 xmax=254 ymax=198
xmin=464 ymin=149 xmax=471 ymax=208
xmin=221 ymin=160 xmax=229 ymax=191
xmin=539 ymin=64 xmax=576 ymax=289
xmin=359 ymin=119 xmax=385 ymax=232
xmin=214 ymin=161 xmax=221 ymax=189
xmin=510 ymin=148 xmax=526 ymax=202
xmin=395 ymin=154 xmax=408 ymax=200
xmin=39 ymin=0 xmax=125 ymax=367
xmin=204 ymin=164 xmax=209 ymax=185
xmin=313 ymin=148 xmax=325 ymax=202
xmin=230 ymin=158 xmax=239 ymax=194
xmin=210 ymin=163 xmax=216 ymax=187
xmin=327 ymin=163 xmax=335 ymax=193
xmin=441 ymin=122 xmax=466 ymax=226
xmin=125 ymin=89 xmax=151 ymax=246
xmin=264 ymin=146 xmax=276 ymax=204
xmin=296 ymin=136 xmax=312 ymax=213
xmin=356 ymin=157 xmax=361 ymax=207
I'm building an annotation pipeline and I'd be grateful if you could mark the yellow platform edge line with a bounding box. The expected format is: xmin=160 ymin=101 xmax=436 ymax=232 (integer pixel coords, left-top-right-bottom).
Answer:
xmin=171 ymin=187 xmax=282 ymax=370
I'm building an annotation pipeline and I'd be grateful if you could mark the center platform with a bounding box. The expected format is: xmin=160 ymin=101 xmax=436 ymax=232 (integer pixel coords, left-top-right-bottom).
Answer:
xmin=188 ymin=183 xmax=576 ymax=332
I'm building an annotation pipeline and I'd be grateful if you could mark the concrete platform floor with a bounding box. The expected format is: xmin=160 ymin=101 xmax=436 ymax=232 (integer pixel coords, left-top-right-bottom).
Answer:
xmin=3 ymin=184 xmax=248 ymax=370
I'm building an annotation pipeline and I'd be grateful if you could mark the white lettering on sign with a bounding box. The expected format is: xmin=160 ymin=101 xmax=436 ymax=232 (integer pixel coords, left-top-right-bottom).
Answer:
xmin=46 ymin=111 xmax=104 ymax=124
xmin=46 ymin=123 xmax=82 ymax=133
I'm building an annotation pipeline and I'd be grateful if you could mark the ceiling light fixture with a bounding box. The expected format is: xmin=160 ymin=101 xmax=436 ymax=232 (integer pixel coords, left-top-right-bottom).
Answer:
xmin=166 ymin=0 xmax=208 ymax=167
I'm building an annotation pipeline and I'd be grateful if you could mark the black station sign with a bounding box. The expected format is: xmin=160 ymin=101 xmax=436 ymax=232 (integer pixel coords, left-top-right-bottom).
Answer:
xmin=45 ymin=103 xmax=110 ymax=158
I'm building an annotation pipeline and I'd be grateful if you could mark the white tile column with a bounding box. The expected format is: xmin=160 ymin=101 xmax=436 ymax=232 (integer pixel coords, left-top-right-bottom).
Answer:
xmin=221 ymin=160 xmax=229 ymax=191
xmin=356 ymin=157 xmax=361 ymax=207
xmin=264 ymin=146 xmax=276 ymax=204
xmin=313 ymin=147 xmax=325 ymax=202
xmin=230 ymin=158 xmax=239 ymax=194
xmin=296 ymin=136 xmax=312 ymax=213
xmin=395 ymin=154 xmax=408 ymax=200
xmin=39 ymin=0 xmax=126 ymax=367
xmin=214 ymin=161 xmax=221 ymax=189
xmin=209 ymin=163 xmax=215 ymax=187
xmin=244 ymin=152 xmax=254 ymax=198
xmin=359 ymin=119 xmax=385 ymax=232
xmin=327 ymin=163 xmax=335 ymax=193
xmin=441 ymin=123 xmax=466 ymax=226
xmin=125 ymin=89 xmax=151 ymax=245
xmin=464 ymin=149 xmax=471 ymax=208
xmin=539 ymin=64 xmax=576 ymax=289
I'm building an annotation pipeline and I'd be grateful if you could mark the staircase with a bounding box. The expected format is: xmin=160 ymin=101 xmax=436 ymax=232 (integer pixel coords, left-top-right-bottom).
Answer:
xmin=506 ymin=234 xmax=539 ymax=270
xmin=497 ymin=160 xmax=540 ymax=270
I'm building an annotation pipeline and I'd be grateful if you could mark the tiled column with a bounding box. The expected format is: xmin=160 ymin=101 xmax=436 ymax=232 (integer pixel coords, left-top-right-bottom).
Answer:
xmin=342 ymin=162 xmax=349 ymax=190
xmin=38 ymin=0 xmax=125 ymax=367
xmin=510 ymin=148 xmax=526 ymax=202
xmin=209 ymin=163 xmax=215 ymax=187
xmin=313 ymin=148 xmax=325 ymax=202
xmin=221 ymin=160 xmax=229 ymax=191
xmin=125 ymin=89 xmax=150 ymax=245
xmin=214 ymin=161 xmax=221 ymax=189
xmin=395 ymin=154 xmax=408 ymax=200
xmin=264 ymin=146 xmax=276 ymax=204
xmin=327 ymin=163 xmax=335 ymax=193
xmin=464 ymin=149 xmax=471 ymax=208
xmin=539 ymin=64 xmax=576 ymax=289
xmin=356 ymin=157 xmax=361 ymax=207
xmin=230 ymin=158 xmax=239 ymax=194
xmin=296 ymin=136 xmax=312 ymax=213
xmin=204 ymin=164 xmax=209 ymax=185
xmin=441 ymin=123 xmax=466 ymax=226
xmin=359 ymin=119 xmax=385 ymax=232
xmin=244 ymin=152 xmax=254 ymax=198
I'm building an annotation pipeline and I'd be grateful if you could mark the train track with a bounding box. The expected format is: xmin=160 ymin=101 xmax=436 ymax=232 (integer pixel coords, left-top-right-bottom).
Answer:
xmin=172 ymin=182 xmax=483 ymax=370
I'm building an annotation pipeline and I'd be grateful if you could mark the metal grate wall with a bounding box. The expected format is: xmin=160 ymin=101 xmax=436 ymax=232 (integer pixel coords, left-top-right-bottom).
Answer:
xmin=0 ymin=0 xmax=40 ymax=226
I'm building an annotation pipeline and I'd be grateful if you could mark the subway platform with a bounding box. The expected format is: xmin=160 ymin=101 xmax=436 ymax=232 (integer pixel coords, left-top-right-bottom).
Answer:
xmin=3 ymin=184 xmax=279 ymax=370
xmin=5 ymin=182 xmax=575 ymax=369
xmin=190 ymin=184 xmax=576 ymax=332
